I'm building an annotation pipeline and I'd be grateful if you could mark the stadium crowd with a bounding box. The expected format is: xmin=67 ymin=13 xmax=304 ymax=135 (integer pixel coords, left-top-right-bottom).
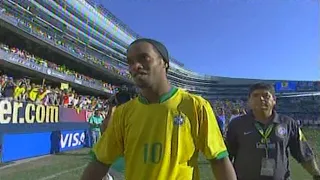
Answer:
xmin=0 ymin=43 xmax=117 ymax=93
xmin=0 ymin=8 xmax=131 ymax=80
xmin=0 ymin=72 xmax=109 ymax=111
xmin=1 ymin=7 xmax=320 ymax=127
xmin=1 ymin=69 xmax=319 ymax=127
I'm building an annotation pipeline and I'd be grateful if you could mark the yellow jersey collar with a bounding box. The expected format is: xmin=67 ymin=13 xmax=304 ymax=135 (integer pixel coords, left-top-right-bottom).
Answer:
xmin=138 ymin=86 xmax=178 ymax=104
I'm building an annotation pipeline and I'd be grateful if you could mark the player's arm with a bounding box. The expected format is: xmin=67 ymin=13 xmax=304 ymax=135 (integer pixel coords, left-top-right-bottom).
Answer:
xmin=198 ymin=100 xmax=237 ymax=180
xmin=81 ymin=161 xmax=111 ymax=180
xmin=288 ymin=121 xmax=320 ymax=178
xmin=81 ymin=108 xmax=124 ymax=180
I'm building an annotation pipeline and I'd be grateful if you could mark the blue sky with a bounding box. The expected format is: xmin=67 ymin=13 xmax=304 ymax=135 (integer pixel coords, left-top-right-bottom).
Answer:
xmin=101 ymin=0 xmax=319 ymax=81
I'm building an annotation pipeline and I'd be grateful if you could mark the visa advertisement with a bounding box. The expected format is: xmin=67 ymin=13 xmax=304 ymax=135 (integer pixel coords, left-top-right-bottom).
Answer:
xmin=0 ymin=100 xmax=93 ymax=163
xmin=60 ymin=130 xmax=87 ymax=151
xmin=1 ymin=129 xmax=90 ymax=163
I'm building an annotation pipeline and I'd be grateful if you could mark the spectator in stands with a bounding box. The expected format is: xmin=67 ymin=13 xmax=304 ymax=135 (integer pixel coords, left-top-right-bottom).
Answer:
xmin=2 ymin=77 xmax=15 ymax=99
xmin=229 ymin=109 xmax=240 ymax=124
xmin=37 ymin=86 xmax=49 ymax=104
xmin=28 ymin=83 xmax=39 ymax=102
xmin=240 ymin=109 xmax=247 ymax=115
xmin=217 ymin=108 xmax=226 ymax=133
xmin=71 ymin=93 xmax=80 ymax=108
xmin=13 ymin=82 xmax=26 ymax=101
xmin=0 ymin=75 xmax=4 ymax=97
xmin=88 ymin=110 xmax=104 ymax=145
xmin=62 ymin=90 xmax=69 ymax=108
xmin=216 ymin=114 xmax=225 ymax=135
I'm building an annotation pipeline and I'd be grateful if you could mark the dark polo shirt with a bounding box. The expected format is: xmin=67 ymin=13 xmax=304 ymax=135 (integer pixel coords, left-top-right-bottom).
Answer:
xmin=226 ymin=112 xmax=314 ymax=180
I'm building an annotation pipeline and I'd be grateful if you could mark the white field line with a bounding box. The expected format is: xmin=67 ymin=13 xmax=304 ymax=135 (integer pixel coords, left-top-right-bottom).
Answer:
xmin=37 ymin=165 xmax=87 ymax=180
xmin=0 ymin=155 xmax=52 ymax=170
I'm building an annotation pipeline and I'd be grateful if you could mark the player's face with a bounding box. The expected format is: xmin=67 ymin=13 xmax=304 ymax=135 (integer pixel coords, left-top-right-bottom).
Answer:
xmin=248 ymin=89 xmax=276 ymax=112
xmin=127 ymin=42 xmax=165 ymax=88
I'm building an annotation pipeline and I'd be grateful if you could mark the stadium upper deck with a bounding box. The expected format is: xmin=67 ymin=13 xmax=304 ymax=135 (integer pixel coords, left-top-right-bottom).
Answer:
xmin=0 ymin=0 xmax=318 ymax=98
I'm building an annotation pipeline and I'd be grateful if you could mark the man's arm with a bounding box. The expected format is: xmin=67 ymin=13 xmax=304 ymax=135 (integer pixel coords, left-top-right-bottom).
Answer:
xmin=289 ymin=122 xmax=320 ymax=177
xmin=198 ymin=99 xmax=237 ymax=180
xmin=81 ymin=161 xmax=111 ymax=180
xmin=301 ymin=159 xmax=320 ymax=176
xmin=81 ymin=107 xmax=124 ymax=180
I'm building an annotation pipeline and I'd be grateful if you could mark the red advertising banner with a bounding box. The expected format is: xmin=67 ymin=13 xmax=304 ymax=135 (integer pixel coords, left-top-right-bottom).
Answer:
xmin=58 ymin=108 xmax=87 ymax=123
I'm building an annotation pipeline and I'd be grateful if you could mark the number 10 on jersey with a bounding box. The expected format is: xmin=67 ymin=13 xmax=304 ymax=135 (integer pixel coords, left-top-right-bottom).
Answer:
xmin=144 ymin=142 xmax=163 ymax=164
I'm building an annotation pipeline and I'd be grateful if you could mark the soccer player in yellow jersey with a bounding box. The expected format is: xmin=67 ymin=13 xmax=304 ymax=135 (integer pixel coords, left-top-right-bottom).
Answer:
xmin=81 ymin=38 xmax=237 ymax=180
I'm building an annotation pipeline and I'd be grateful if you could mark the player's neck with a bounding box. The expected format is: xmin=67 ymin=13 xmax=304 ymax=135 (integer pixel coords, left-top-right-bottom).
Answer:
xmin=141 ymin=80 xmax=171 ymax=103
xmin=252 ymin=110 xmax=273 ymax=124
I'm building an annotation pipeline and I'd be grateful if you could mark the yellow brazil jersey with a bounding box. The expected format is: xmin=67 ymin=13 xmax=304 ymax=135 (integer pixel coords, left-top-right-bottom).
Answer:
xmin=91 ymin=87 xmax=228 ymax=180
xmin=29 ymin=88 xmax=38 ymax=101
xmin=14 ymin=87 xmax=25 ymax=99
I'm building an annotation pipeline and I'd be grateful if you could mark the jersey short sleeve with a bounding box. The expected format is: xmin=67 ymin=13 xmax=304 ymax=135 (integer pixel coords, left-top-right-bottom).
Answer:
xmin=198 ymin=99 xmax=228 ymax=160
xmin=91 ymin=107 xmax=124 ymax=165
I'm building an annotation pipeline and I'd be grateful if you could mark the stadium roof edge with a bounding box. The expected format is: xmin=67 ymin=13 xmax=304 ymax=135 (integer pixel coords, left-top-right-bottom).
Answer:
xmin=211 ymin=76 xmax=317 ymax=84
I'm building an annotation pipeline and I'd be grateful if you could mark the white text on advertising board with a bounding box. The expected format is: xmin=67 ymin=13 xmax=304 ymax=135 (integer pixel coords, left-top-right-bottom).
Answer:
xmin=60 ymin=132 xmax=85 ymax=149
xmin=0 ymin=100 xmax=59 ymax=124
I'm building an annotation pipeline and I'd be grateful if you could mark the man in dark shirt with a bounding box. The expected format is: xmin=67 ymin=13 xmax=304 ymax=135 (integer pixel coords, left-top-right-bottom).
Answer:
xmin=3 ymin=77 xmax=15 ymax=98
xmin=226 ymin=83 xmax=320 ymax=180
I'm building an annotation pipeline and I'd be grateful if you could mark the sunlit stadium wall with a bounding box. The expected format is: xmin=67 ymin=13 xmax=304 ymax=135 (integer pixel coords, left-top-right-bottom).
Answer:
xmin=0 ymin=99 xmax=93 ymax=163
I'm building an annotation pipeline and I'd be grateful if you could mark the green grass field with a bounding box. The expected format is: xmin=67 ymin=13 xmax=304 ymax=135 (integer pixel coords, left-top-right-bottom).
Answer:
xmin=0 ymin=128 xmax=318 ymax=180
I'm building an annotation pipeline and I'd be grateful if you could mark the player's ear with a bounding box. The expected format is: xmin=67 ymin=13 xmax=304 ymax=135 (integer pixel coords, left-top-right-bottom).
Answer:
xmin=165 ymin=63 xmax=169 ymax=69
xmin=272 ymin=95 xmax=277 ymax=106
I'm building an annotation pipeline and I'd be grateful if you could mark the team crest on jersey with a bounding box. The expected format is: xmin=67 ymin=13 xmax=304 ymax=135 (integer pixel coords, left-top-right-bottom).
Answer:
xmin=173 ymin=115 xmax=184 ymax=126
xmin=275 ymin=125 xmax=287 ymax=139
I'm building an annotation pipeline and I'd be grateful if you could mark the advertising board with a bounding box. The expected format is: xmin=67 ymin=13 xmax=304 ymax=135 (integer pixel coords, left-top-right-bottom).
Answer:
xmin=0 ymin=99 xmax=87 ymax=125
xmin=0 ymin=100 xmax=91 ymax=163
xmin=1 ymin=129 xmax=89 ymax=163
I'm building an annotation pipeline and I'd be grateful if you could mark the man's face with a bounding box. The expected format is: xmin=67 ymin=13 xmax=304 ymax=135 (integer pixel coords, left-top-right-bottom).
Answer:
xmin=248 ymin=89 xmax=276 ymax=112
xmin=127 ymin=42 xmax=165 ymax=88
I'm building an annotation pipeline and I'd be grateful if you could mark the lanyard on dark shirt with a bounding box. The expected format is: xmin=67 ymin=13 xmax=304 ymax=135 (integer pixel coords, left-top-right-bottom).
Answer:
xmin=254 ymin=123 xmax=274 ymax=158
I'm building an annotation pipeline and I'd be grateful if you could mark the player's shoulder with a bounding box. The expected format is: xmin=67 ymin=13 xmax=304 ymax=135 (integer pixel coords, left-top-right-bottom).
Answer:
xmin=114 ymin=97 xmax=138 ymax=113
xmin=177 ymin=88 xmax=210 ymax=107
